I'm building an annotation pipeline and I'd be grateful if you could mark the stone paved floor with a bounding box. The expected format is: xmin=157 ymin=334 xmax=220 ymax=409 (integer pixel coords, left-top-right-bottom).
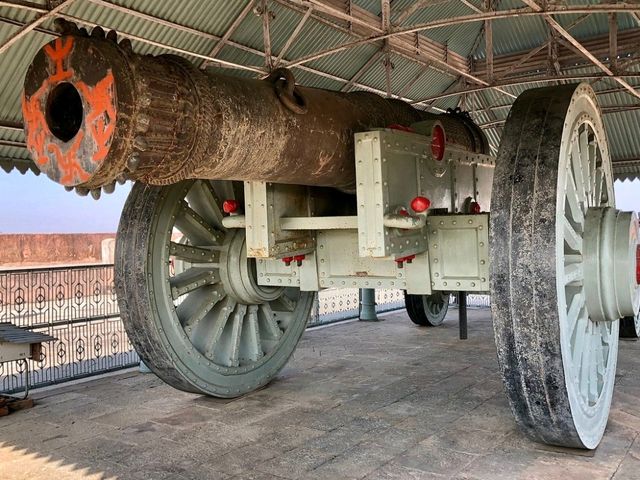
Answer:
xmin=1 ymin=308 xmax=640 ymax=480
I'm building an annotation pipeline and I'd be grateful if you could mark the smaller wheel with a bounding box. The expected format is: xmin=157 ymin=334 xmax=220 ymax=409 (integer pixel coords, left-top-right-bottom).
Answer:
xmin=404 ymin=291 xmax=449 ymax=326
xmin=620 ymin=314 xmax=640 ymax=339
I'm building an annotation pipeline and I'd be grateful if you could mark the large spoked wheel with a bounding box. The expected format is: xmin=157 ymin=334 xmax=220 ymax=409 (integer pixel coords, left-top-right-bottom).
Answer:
xmin=491 ymin=84 xmax=639 ymax=449
xmin=404 ymin=291 xmax=449 ymax=326
xmin=115 ymin=180 xmax=315 ymax=397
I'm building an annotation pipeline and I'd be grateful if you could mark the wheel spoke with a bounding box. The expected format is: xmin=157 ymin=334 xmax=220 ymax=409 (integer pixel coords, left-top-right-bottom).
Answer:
xmin=595 ymin=330 xmax=605 ymax=377
xmin=586 ymin=141 xmax=596 ymax=201
xmin=564 ymin=262 xmax=583 ymax=285
xmin=579 ymin=128 xmax=591 ymax=191
xmin=259 ymin=303 xmax=283 ymax=340
xmin=176 ymin=283 xmax=225 ymax=329
xmin=572 ymin=312 xmax=589 ymax=361
xmin=564 ymin=169 xmax=585 ymax=225
xmin=170 ymin=267 xmax=219 ymax=299
xmin=578 ymin=321 xmax=592 ymax=400
xmin=272 ymin=311 xmax=297 ymax=330
xmin=570 ymin=139 xmax=587 ymax=204
xmin=225 ymin=304 xmax=246 ymax=367
xmin=187 ymin=180 xmax=225 ymax=231
xmin=563 ymin=217 xmax=583 ymax=253
xmin=566 ymin=292 xmax=585 ymax=334
xmin=593 ymin=168 xmax=605 ymax=206
xmin=241 ymin=305 xmax=264 ymax=362
xmin=599 ymin=321 xmax=612 ymax=345
xmin=170 ymin=242 xmax=220 ymax=264
xmin=175 ymin=201 xmax=224 ymax=246
xmin=589 ymin=331 xmax=599 ymax=403
xmin=272 ymin=293 xmax=296 ymax=313
xmin=202 ymin=297 xmax=235 ymax=358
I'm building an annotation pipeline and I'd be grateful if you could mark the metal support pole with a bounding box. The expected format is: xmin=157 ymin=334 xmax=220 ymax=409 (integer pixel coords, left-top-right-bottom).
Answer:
xmin=359 ymin=288 xmax=380 ymax=322
xmin=458 ymin=291 xmax=468 ymax=340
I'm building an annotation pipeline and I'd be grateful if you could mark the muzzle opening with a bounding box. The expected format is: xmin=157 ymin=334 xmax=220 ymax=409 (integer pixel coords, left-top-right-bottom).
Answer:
xmin=45 ymin=82 xmax=83 ymax=142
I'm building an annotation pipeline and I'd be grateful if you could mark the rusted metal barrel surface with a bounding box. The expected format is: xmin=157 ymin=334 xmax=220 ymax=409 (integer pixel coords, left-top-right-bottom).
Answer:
xmin=22 ymin=24 xmax=488 ymax=192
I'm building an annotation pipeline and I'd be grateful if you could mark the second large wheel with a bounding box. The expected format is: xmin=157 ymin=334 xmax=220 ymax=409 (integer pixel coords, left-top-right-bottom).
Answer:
xmin=490 ymin=84 xmax=639 ymax=449
xmin=115 ymin=180 xmax=315 ymax=397
xmin=404 ymin=291 xmax=449 ymax=326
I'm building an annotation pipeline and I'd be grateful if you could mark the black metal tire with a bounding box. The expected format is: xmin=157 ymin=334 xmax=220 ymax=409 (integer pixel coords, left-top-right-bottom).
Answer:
xmin=404 ymin=291 xmax=449 ymax=326
xmin=490 ymin=83 xmax=618 ymax=449
xmin=115 ymin=180 xmax=315 ymax=397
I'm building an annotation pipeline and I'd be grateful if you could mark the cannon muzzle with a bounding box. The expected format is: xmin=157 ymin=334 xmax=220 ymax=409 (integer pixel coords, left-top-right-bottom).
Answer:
xmin=23 ymin=23 xmax=488 ymax=192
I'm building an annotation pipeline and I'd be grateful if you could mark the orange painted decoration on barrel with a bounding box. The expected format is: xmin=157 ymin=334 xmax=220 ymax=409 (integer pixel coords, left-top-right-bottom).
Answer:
xmin=21 ymin=36 xmax=117 ymax=186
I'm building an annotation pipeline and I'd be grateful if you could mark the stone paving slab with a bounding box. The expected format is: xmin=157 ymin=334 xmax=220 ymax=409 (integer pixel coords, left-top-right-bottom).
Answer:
xmin=1 ymin=308 xmax=639 ymax=479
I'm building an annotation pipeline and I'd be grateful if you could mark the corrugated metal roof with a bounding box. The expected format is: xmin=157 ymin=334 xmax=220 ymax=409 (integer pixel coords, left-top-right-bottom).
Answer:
xmin=0 ymin=0 xmax=638 ymax=182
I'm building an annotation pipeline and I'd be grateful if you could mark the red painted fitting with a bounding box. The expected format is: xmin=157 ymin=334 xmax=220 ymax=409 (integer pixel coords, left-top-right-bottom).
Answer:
xmin=294 ymin=254 xmax=306 ymax=267
xmin=282 ymin=256 xmax=293 ymax=266
xmin=410 ymin=196 xmax=430 ymax=213
xmin=222 ymin=199 xmax=238 ymax=214
xmin=399 ymin=208 xmax=409 ymax=217
xmin=470 ymin=201 xmax=481 ymax=214
xmin=431 ymin=125 xmax=445 ymax=161
xmin=395 ymin=254 xmax=416 ymax=269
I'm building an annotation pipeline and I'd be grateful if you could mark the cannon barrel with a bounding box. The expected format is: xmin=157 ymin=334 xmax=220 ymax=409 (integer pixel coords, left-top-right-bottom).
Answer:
xmin=22 ymin=25 xmax=488 ymax=192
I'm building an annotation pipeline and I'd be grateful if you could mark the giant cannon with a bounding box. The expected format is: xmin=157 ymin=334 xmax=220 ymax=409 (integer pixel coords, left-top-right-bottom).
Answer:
xmin=22 ymin=22 xmax=640 ymax=450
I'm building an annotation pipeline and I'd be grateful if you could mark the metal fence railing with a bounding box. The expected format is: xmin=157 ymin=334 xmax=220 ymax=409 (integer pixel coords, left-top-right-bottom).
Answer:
xmin=0 ymin=265 xmax=138 ymax=394
xmin=0 ymin=265 xmax=409 ymax=394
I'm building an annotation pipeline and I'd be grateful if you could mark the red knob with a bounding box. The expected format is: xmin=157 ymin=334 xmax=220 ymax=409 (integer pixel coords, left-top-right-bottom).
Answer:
xmin=410 ymin=196 xmax=431 ymax=213
xmin=222 ymin=199 xmax=238 ymax=214
xmin=470 ymin=201 xmax=481 ymax=214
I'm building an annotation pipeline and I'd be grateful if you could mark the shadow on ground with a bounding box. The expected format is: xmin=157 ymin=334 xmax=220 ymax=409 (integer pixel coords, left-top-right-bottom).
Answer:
xmin=1 ymin=309 xmax=639 ymax=479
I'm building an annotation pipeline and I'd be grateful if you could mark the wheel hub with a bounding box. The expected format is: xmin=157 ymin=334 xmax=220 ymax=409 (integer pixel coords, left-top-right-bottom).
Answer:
xmin=219 ymin=229 xmax=283 ymax=304
xmin=583 ymin=207 xmax=640 ymax=322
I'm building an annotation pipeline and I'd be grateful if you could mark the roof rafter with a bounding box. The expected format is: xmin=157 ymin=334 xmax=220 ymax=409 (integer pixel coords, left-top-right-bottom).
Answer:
xmin=200 ymin=0 xmax=256 ymax=69
xmin=473 ymin=28 xmax=640 ymax=78
xmin=282 ymin=0 xmax=471 ymax=79
xmin=284 ymin=3 xmax=640 ymax=70
xmin=0 ymin=0 xmax=75 ymax=55
xmin=412 ymin=72 xmax=640 ymax=104
xmin=520 ymin=0 xmax=640 ymax=100
xmin=0 ymin=0 xmax=443 ymax=108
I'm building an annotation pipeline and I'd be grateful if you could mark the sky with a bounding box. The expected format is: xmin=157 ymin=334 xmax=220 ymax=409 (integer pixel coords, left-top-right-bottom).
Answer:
xmin=0 ymin=170 xmax=131 ymax=233
xmin=0 ymin=170 xmax=638 ymax=233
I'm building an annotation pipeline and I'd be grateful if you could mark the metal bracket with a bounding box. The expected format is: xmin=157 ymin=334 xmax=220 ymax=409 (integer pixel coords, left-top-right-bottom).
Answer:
xmin=243 ymin=181 xmax=315 ymax=258
xmin=427 ymin=214 xmax=490 ymax=292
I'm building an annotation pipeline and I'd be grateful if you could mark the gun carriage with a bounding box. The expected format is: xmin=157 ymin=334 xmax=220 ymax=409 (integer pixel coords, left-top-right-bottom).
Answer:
xmin=22 ymin=21 xmax=640 ymax=450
